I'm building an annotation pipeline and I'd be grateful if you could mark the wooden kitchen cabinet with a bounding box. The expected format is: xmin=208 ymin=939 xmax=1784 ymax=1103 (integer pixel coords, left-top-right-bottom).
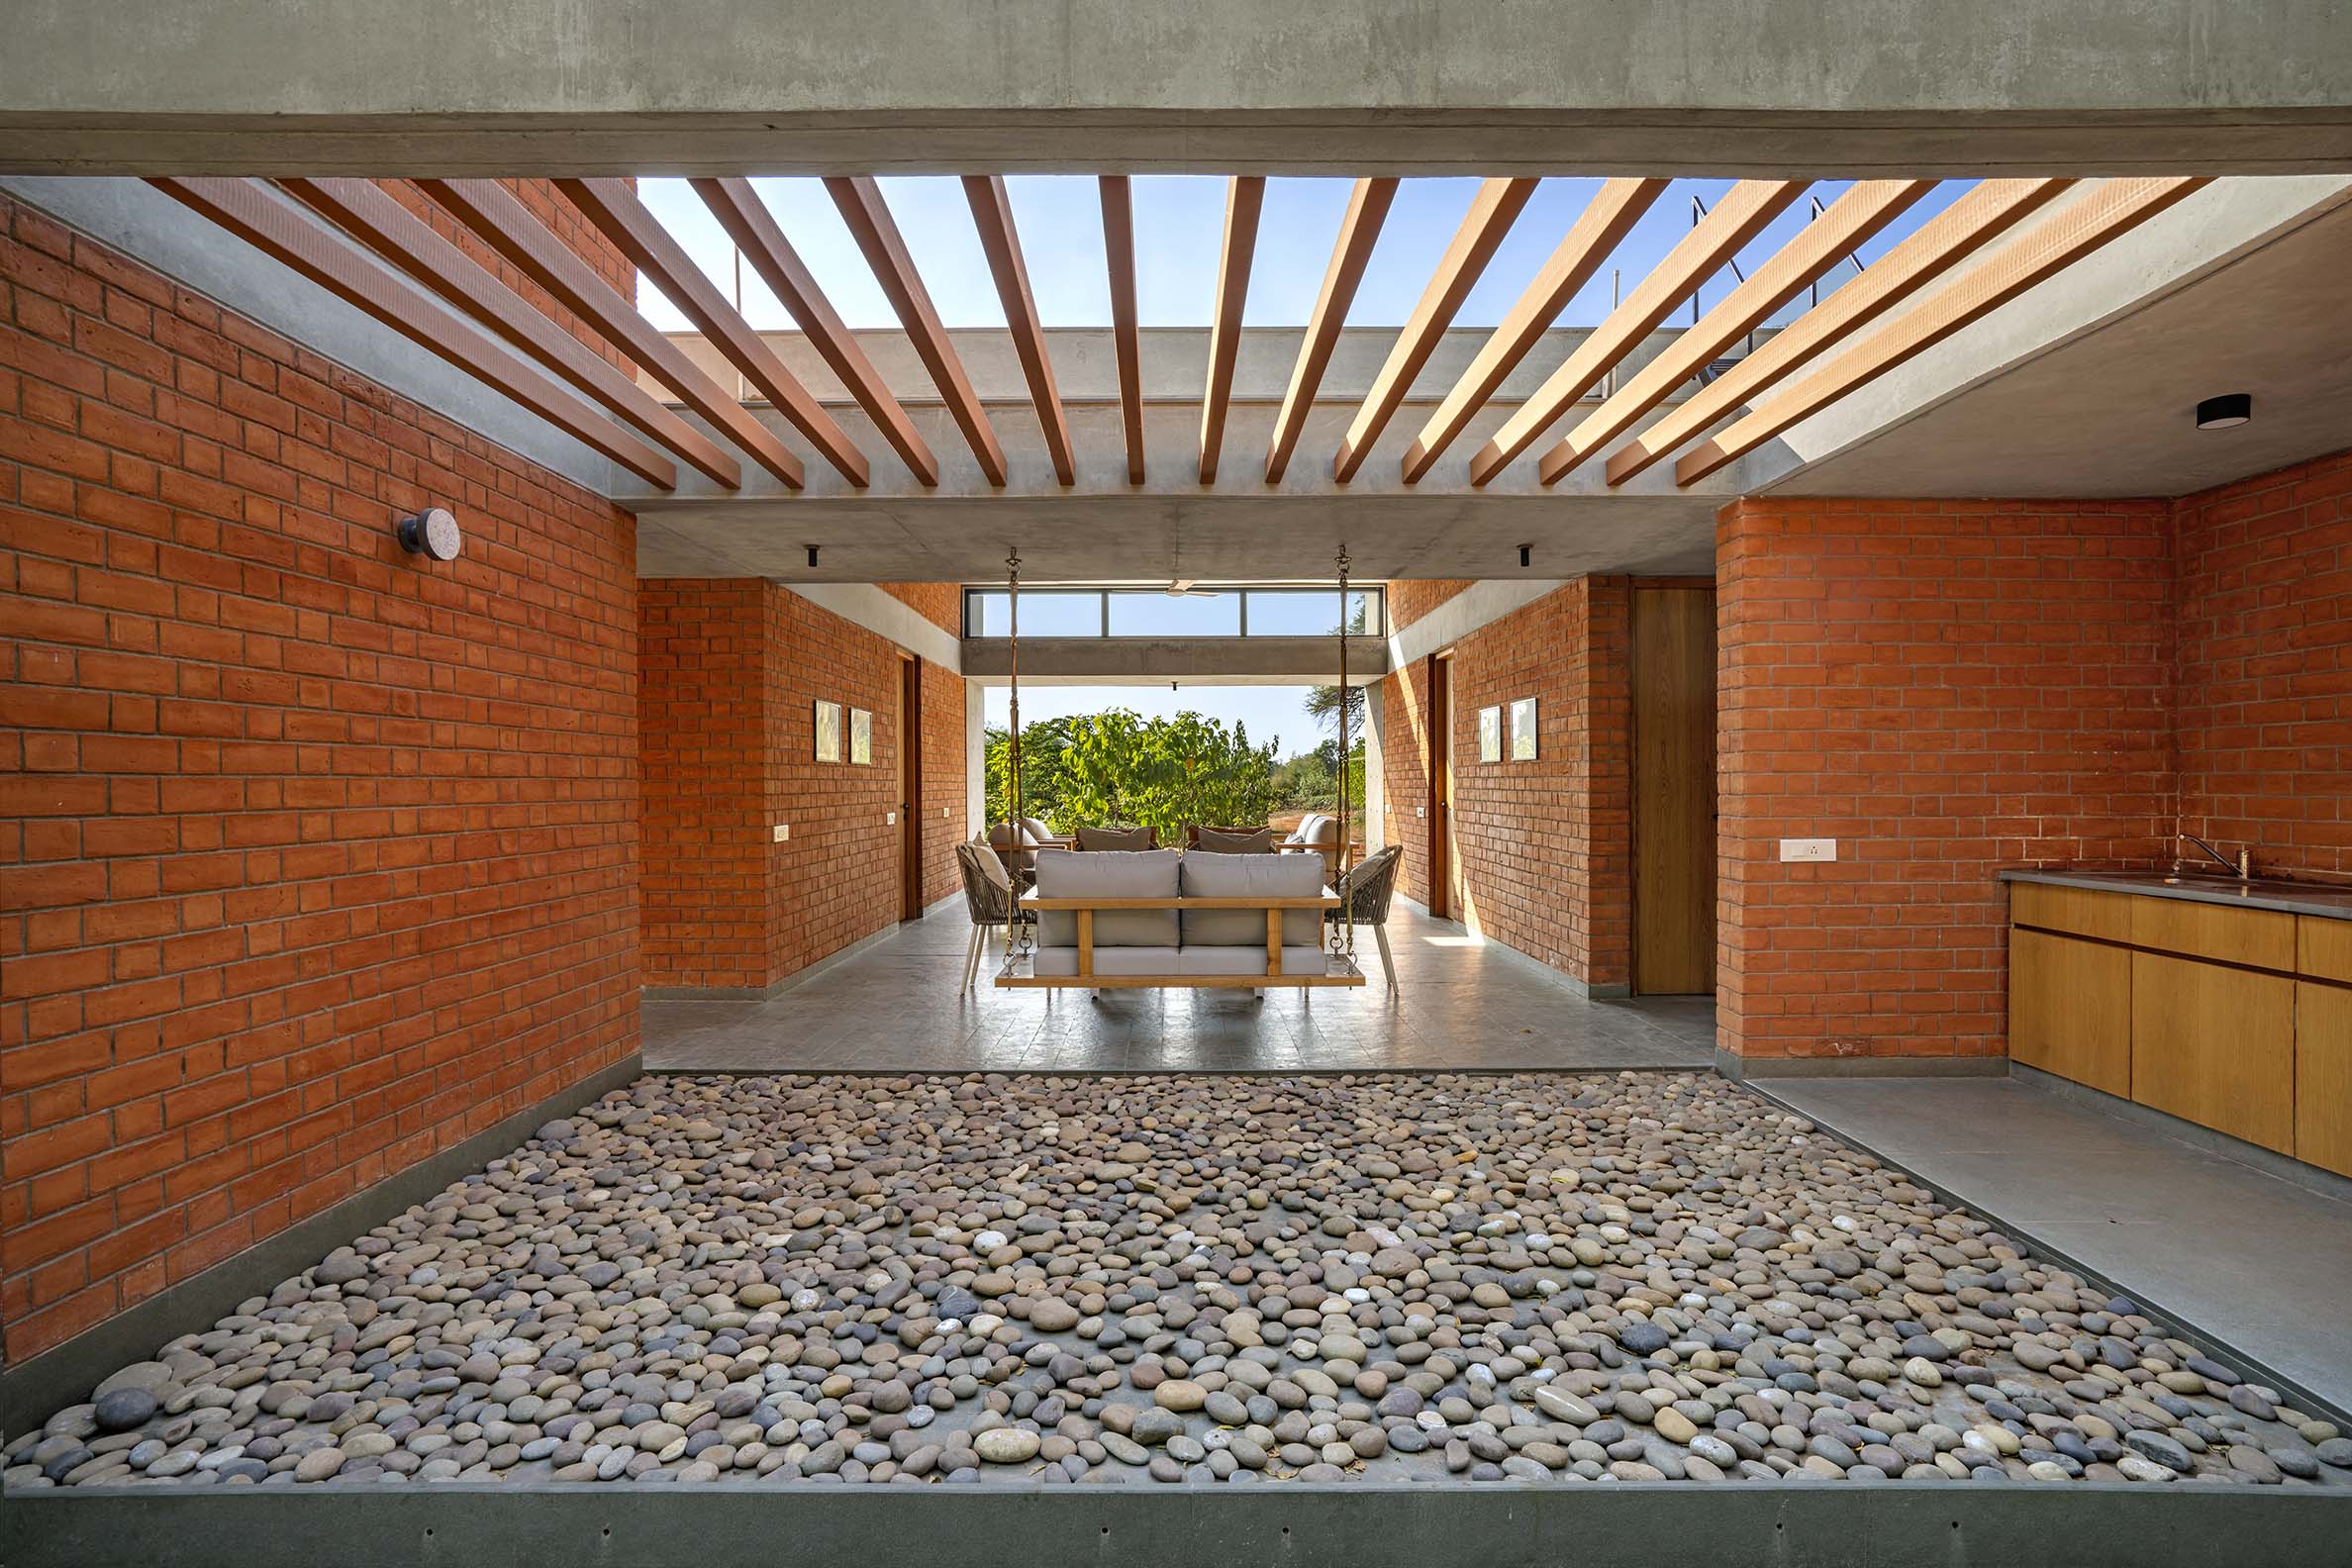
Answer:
xmin=2297 ymin=981 xmax=2352 ymax=1177
xmin=2009 ymin=928 xmax=2131 ymax=1096
xmin=2130 ymin=950 xmax=2297 ymax=1154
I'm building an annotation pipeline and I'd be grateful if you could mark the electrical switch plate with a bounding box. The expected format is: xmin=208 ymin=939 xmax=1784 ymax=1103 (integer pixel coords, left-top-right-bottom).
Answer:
xmin=886 ymin=812 xmax=896 ymax=826
xmin=1417 ymin=806 xmax=1426 ymax=818
xmin=773 ymin=824 xmax=789 ymax=842
xmin=1778 ymin=837 xmax=1836 ymax=862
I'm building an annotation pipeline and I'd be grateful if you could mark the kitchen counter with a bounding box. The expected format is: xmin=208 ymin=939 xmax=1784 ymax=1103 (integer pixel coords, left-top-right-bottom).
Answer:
xmin=2001 ymin=867 xmax=2352 ymax=922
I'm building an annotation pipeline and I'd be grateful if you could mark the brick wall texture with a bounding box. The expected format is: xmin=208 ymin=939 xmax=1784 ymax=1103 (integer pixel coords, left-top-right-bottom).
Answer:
xmin=381 ymin=180 xmax=635 ymax=373
xmin=1387 ymin=580 xmax=1471 ymax=632
xmin=878 ymin=582 xmax=960 ymax=637
xmin=2172 ymin=448 xmax=2352 ymax=881
xmin=1715 ymin=497 xmax=2178 ymax=1063
xmin=1378 ymin=579 xmax=1635 ymax=989
xmin=638 ymin=580 xmax=966 ymax=990
xmin=0 ymin=193 xmax=640 ymax=1365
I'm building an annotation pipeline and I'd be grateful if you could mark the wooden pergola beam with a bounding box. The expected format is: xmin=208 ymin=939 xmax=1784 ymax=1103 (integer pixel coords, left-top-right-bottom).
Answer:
xmin=1538 ymin=179 xmax=1930 ymax=484
xmin=1201 ymin=175 xmax=1266 ymax=484
xmin=1266 ymin=176 xmax=1397 ymax=484
xmin=1333 ymin=177 xmax=1538 ymax=483
xmin=691 ymin=176 xmax=937 ymax=485
xmin=557 ymin=176 xmax=868 ymax=487
xmin=417 ymin=177 xmax=805 ymax=489
xmin=964 ymin=174 xmax=1076 ymax=486
xmin=826 ymin=176 xmax=1007 ymax=487
xmin=1601 ymin=178 xmax=2073 ymax=486
xmin=1675 ymin=177 xmax=2207 ymax=486
xmin=1400 ymin=177 xmax=1665 ymax=484
xmin=1098 ymin=175 xmax=1144 ymax=484
xmin=1470 ymin=179 xmax=1807 ymax=485
xmin=278 ymin=177 xmax=741 ymax=490
xmin=152 ymin=177 xmax=677 ymax=491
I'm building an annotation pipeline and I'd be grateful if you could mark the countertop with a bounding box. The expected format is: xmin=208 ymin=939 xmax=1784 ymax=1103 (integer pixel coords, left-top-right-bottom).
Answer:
xmin=2001 ymin=867 xmax=2352 ymax=922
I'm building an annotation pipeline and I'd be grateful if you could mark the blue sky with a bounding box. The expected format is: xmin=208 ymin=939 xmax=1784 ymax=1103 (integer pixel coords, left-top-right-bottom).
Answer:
xmin=983 ymin=684 xmax=1326 ymax=760
xmin=636 ymin=176 xmax=1971 ymax=335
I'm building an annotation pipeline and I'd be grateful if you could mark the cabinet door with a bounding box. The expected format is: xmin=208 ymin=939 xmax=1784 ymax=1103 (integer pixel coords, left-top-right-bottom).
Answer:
xmin=2009 ymin=928 xmax=2130 ymax=1095
xmin=2298 ymin=982 xmax=2352 ymax=1177
xmin=2131 ymin=952 xmax=2296 ymax=1153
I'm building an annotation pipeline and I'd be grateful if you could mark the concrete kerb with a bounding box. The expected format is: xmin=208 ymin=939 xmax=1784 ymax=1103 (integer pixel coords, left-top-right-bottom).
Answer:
xmin=6 ymin=1472 xmax=2349 ymax=1568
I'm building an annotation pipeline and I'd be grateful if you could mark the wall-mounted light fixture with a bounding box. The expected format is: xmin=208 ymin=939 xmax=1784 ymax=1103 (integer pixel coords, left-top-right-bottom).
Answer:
xmin=395 ymin=507 xmax=462 ymax=561
xmin=2195 ymin=393 xmax=2252 ymax=430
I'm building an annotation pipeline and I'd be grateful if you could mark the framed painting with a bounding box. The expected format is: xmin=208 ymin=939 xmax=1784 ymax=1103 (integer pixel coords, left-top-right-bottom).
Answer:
xmin=1508 ymin=696 xmax=1537 ymax=761
xmin=849 ymin=707 xmax=873 ymax=765
xmin=815 ymin=699 xmax=841 ymax=762
xmin=1477 ymin=705 xmax=1502 ymax=763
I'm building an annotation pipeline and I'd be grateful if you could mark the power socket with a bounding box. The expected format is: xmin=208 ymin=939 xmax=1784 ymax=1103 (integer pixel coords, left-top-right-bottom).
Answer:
xmin=1778 ymin=837 xmax=1836 ymax=863
xmin=772 ymin=824 xmax=789 ymax=843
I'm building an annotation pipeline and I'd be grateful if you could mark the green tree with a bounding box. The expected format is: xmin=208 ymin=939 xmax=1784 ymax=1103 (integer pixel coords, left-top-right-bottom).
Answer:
xmin=986 ymin=710 xmax=1282 ymax=838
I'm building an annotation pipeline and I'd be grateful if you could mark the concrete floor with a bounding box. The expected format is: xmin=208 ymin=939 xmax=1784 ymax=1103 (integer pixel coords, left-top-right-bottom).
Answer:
xmin=643 ymin=901 xmax=1716 ymax=1074
xmin=1766 ymin=1074 xmax=2352 ymax=1418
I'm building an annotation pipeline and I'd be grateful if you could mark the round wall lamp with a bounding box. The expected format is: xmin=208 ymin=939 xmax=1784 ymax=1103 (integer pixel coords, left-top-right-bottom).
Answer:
xmin=396 ymin=507 xmax=462 ymax=561
xmin=2195 ymin=393 xmax=2252 ymax=430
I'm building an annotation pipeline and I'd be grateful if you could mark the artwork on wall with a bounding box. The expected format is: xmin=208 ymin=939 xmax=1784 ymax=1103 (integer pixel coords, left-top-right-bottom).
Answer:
xmin=1477 ymin=705 xmax=1502 ymax=763
xmin=815 ymin=700 xmax=842 ymax=763
xmin=1508 ymin=696 xmax=1538 ymax=761
xmin=849 ymin=708 xmax=873 ymax=765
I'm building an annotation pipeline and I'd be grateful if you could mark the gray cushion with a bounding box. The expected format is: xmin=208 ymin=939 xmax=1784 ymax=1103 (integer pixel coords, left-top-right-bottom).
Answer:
xmin=1074 ymin=825 xmax=1154 ymax=851
xmin=1033 ymin=847 xmax=1179 ymax=947
xmin=1032 ymin=945 xmax=1180 ymax=977
xmin=1178 ymin=851 xmax=1325 ymax=946
xmin=1196 ymin=827 xmax=1275 ymax=854
xmin=1178 ymin=945 xmax=1333 ymax=977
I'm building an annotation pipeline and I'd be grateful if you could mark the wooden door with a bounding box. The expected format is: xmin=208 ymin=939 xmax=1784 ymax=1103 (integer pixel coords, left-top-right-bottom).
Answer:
xmin=899 ymin=655 xmax=923 ymax=921
xmin=1427 ymin=651 xmax=1452 ymax=920
xmin=1631 ymin=585 xmax=1716 ymax=994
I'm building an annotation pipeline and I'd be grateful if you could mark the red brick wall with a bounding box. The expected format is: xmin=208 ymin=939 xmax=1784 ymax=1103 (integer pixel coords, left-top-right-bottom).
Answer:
xmin=1387 ymin=580 xmax=1471 ymax=632
xmin=639 ymin=582 xmax=965 ymax=988
xmin=638 ymin=582 xmax=767 ymax=986
xmin=1377 ymin=579 xmax=1633 ymax=989
xmin=0 ymin=195 xmax=639 ymax=1364
xmin=1715 ymin=497 xmax=2174 ymax=1064
xmin=879 ymin=582 xmax=960 ymax=637
xmin=382 ymin=181 xmax=634 ymax=373
xmin=2172 ymin=448 xmax=2352 ymax=883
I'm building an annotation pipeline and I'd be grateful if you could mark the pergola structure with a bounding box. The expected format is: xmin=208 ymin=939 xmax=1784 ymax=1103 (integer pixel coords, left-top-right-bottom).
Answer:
xmin=143 ymin=171 xmax=2205 ymax=513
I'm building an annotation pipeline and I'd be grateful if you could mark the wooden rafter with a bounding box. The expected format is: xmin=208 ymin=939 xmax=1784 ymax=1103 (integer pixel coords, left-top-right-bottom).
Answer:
xmin=1201 ymin=176 xmax=1266 ymax=484
xmin=1333 ymin=178 xmax=1538 ymax=482
xmin=1266 ymin=177 xmax=1397 ymax=483
xmin=417 ymin=177 xmax=804 ymax=489
xmin=1470 ymin=179 xmax=1807 ymax=485
xmin=827 ymin=177 xmax=1006 ymax=487
xmin=1400 ymin=178 xmax=1666 ymax=484
xmin=1538 ymin=179 xmax=1931 ymax=484
xmin=1601 ymin=178 xmax=2073 ymax=486
xmin=558 ymin=177 xmax=868 ymax=487
xmin=1098 ymin=175 xmax=1144 ymax=484
xmin=691 ymin=177 xmax=937 ymax=485
xmin=963 ymin=175 xmax=1076 ymax=485
xmin=152 ymin=177 xmax=677 ymax=491
xmin=1675 ymin=178 xmax=2207 ymax=486
xmin=279 ymin=177 xmax=741 ymax=490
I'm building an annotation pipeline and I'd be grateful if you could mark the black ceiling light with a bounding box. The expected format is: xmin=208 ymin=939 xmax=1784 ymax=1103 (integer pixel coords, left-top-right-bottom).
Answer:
xmin=2195 ymin=393 xmax=2252 ymax=430
xmin=806 ymin=544 xmax=821 ymax=568
xmin=395 ymin=507 xmax=462 ymax=562
xmin=1519 ymin=543 xmax=1532 ymax=568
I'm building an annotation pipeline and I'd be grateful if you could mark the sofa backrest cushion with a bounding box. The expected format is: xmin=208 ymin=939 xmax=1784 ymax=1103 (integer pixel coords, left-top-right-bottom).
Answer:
xmin=1033 ymin=847 xmax=1179 ymax=947
xmin=1179 ymin=850 xmax=1325 ymax=946
xmin=1074 ymin=824 xmax=1155 ymax=851
xmin=1195 ymin=826 xmax=1275 ymax=854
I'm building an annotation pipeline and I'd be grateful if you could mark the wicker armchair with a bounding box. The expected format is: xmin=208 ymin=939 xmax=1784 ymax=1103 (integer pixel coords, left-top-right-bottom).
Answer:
xmin=956 ymin=838 xmax=1034 ymax=989
xmin=1325 ymin=843 xmax=1404 ymax=993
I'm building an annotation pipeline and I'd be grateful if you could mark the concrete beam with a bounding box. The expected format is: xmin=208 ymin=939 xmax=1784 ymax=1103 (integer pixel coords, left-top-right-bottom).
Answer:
xmin=6 ymin=1 xmax=2352 ymax=175
xmin=782 ymin=584 xmax=961 ymax=670
xmin=961 ymin=637 xmax=1386 ymax=685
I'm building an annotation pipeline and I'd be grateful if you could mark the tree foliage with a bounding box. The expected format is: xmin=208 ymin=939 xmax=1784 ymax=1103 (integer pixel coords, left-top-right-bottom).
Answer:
xmin=985 ymin=709 xmax=1282 ymax=837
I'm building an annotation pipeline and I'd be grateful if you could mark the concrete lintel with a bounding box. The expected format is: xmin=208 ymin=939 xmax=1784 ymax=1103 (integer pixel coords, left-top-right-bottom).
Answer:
xmin=0 ymin=1053 xmax=644 ymax=1439
xmin=0 ymin=176 xmax=625 ymax=497
xmin=1387 ymin=579 xmax=1573 ymax=667
xmin=960 ymin=637 xmax=1386 ymax=686
xmin=7 ymin=0 xmax=2352 ymax=176
xmin=783 ymin=584 xmax=961 ymax=671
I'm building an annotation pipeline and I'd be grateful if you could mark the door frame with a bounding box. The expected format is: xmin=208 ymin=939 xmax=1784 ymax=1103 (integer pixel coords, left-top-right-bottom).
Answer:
xmin=1426 ymin=649 xmax=1453 ymax=921
xmin=899 ymin=653 xmax=923 ymax=922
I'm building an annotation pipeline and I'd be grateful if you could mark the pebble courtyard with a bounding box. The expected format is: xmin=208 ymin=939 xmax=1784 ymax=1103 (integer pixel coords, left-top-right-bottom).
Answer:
xmin=11 ymin=1071 xmax=2350 ymax=1492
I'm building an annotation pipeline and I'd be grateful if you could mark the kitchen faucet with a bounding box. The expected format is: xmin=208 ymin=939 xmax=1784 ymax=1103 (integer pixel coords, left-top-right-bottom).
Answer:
xmin=2178 ymin=832 xmax=2253 ymax=881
